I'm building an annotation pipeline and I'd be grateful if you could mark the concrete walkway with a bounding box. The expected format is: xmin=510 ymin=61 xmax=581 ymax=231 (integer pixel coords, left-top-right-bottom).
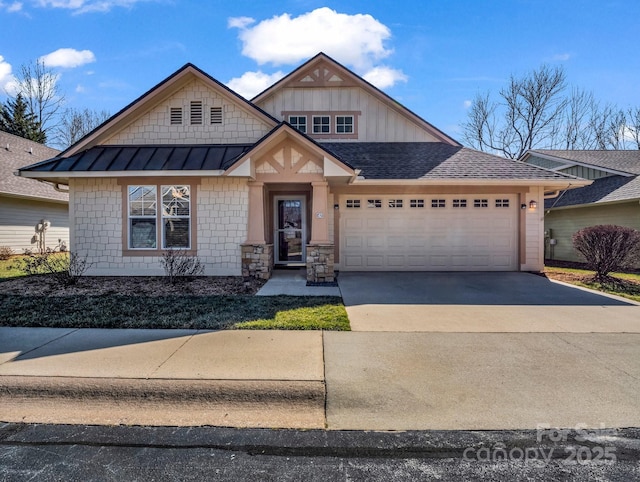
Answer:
xmin=256 ymin=268 xmax=341 ymax=296
xmin=0 ymin=327 xmax=324 ymax=428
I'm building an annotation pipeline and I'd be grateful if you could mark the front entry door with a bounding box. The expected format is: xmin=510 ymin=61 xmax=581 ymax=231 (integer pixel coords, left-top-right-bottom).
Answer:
xmin=274 ymin=196 xmax=306 ymax=265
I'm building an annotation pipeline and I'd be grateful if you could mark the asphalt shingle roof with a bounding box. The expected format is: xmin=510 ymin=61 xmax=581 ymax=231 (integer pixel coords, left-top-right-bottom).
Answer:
xmin=321 ymin=142 xmax=573 ymax=180
xmin=0 ymin=131 xmax=66 ymax=202
xmin=545 ymin=175 xmax=640 ymax=208
xmin=530 ymin=150 xmax=640 ymax=175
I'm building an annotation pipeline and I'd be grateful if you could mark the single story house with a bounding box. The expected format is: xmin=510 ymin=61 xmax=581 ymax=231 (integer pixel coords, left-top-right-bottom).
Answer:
xmin=521 ymin=150 xmax=640 ymax=264
xmin=18 ymin=53 xmax=588 ymax=281
xmin=0 ymin=131 xmax=68 ymax=254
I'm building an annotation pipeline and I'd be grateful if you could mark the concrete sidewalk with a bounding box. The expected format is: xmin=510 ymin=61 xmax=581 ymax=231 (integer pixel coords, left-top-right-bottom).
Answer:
xmin=0 ymin=327 xmax=325 ymax=428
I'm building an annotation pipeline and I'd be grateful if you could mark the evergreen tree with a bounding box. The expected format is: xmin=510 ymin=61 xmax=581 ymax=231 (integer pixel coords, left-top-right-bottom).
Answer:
xmin=0 ymin=93 xmax=46 ymax=143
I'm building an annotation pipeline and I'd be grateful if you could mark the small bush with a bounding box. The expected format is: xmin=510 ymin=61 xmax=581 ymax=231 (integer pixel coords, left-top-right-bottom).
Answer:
xmin=573 ymin=225 xmax=640 ymax=283
xmin=17 ymin=252 xmax=92 ymax=286
xmin=0 ymin=246 xmax=14 ymax=261
xmin=160 ymin=249 xmax=205 ymax=284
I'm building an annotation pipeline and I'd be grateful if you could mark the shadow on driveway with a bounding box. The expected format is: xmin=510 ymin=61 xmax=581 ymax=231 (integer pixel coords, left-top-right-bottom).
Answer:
xmin=338 ymin=272 xmax=633 ymax=306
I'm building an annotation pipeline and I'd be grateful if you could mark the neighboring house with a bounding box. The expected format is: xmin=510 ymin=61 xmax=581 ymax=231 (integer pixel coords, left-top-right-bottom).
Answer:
xmin=0 ymin=131 xmax=68 ymax=254
xmin=18 ymin=53 xmax=587 ymax=281
xmin=521 ymin=149 xmax=640 ymax=264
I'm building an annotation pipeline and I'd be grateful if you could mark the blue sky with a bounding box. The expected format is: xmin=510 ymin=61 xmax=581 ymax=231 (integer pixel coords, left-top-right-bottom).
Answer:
xmin=1 ymin=0 xmax=639 ymax=140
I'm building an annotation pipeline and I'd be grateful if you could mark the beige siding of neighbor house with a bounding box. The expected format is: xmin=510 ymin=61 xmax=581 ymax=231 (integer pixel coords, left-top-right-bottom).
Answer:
xmin=69 ymin=177 xmax=248 ymax=275
xmin=257 ymin=87 xmax=440 ymax=142
xmin=104 ymin=79 xmax=272 ymax=145
xmin=0 ymin=196 xmax=69 ymax=254
xmin=545 ymin=201 xmax=640 ymax=265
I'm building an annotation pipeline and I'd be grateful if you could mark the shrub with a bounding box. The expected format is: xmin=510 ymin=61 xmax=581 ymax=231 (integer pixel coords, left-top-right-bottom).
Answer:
xmin=17 ymin=252 xmax=92 ymax=287
xmin=160 ymin=249 xmax=205 ymax=284
xmin=572 ymin=225 xmax=640 ymax=282
xmin=0 ymin=246 xmax=14 ymax=261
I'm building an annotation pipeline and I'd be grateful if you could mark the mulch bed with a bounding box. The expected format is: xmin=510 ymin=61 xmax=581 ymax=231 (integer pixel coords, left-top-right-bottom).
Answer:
xmin=0 ymin=275 xmax=266 ymax=297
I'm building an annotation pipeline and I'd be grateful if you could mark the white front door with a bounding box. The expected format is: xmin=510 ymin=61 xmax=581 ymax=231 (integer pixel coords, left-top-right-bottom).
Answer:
xmin=274 ymin=196 xmax=306 ymax=265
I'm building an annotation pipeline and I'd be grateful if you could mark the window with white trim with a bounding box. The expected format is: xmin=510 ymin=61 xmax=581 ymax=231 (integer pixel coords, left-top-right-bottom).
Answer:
xmin=190 ymin=101 xmax=203 ymax=125
xmin=431 ymin=199 xmax=446 ymax=208
xmin=170 ymin=107 xmax=182 ymax=125
xmin=128 ymin=185 xmax=192 ymax=250
xmin=495 ymin=199 xmax=510 ymax=208
xmin=289 ymin=115 xmax=307 ymax=133
xmin=312 ymin=115 xmax=330 ymax=134
xmin=410 ymin=199 xmax=425 ymax=208
xmin=346 ymin=199 xmax=361 ymax=208
xmin=474 ymin=199 xmax=488 ymax=208
xmin=210 ymin=106 xmax=223 ymax=124
xmin=336 ymin=115 xmax=353 ymax=134
xmin=388 ymin=199 xmax=403 ymax=208
xmin=452 ymin=199 xmax=467 ymax=208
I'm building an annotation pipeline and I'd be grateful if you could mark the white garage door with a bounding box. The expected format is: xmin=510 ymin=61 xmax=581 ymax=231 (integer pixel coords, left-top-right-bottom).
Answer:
xmin=340 ymin=195 xmax=518 ymax=271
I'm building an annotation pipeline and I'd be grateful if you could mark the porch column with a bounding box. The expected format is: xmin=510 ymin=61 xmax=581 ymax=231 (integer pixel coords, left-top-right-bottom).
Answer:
xmin=246 ymin=181 xmax=266 ymax=244
xmin=309 ymin=181 xmax=330 ymax=244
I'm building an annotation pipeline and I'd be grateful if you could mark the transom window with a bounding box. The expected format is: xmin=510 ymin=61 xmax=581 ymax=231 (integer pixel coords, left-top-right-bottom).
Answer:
xmin=367 ymin=199 xmax=382 ymax=208
xmin=336 ymin=115 xmax=354 ymax=134
xmin=474 ymin=199 xmax=488 ymax=208
xmin=431 ymin=199 xmax=446 ymax=208
xmin=410 ymin=199 xmax=425 ymax=208
xmin=452 ymin=199 xmax=467 ymax=208
xmin=388 ymin=199 xmax=403 ymax=208
xmin=346 ymin=199 xmax=361 ymax=208
xmin=289 ymin=116 xmax=307 ymax=133
xmin=128 ymin=185 xmax=192 ymax=250
xmin=495 ymin=199 xmax=510 ymax=208
xmin=312 ymin=115 xmax=330 ymax=134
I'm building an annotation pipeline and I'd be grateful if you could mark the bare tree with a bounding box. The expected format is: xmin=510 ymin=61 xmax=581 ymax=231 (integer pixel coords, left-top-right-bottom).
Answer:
xmin=624 ymin=106 xmax=640 ymax=149
xmin=463 ymin=65 xmax=567 ymax=159
xmin=53 ymin=107 xmax=110 ymax=149
xmin=14 ymin=59 xmax=65 ymax=137
xmin=550 ymin=88 xmax=597 ymax=150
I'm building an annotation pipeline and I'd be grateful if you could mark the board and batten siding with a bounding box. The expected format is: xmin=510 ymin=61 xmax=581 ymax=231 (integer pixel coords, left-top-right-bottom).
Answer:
xmin=257 ymin=87 xmax=440 ymax=142
xmin=545 ymin=201 xmax=640 ymax=266
xmin=0 ymin=196 xmax=69 ymax=253
xmin=104 ymin=79 xmax=273 ymax=146
xmin=69 ymin=177 xmax=249 ymax=276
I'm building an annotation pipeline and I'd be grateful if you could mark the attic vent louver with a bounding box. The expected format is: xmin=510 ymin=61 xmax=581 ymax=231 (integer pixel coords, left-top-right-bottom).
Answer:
xmin=170 ymin=107 xmax=182 ymax=125
xmin=210 ymin=106 xmax=223 ymax=124
xmin=190 ymin=101 xmax=203 ymax=125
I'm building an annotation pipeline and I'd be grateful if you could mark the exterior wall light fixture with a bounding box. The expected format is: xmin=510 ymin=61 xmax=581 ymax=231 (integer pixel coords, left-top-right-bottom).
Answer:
xmin=529 ymin=200 xmax=538 ymax=210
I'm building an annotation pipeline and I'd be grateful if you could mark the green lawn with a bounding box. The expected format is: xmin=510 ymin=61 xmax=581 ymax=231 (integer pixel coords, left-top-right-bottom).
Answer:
xmin=544 ymin=266 xmax=640 ymax=303
xmin=0 ymin=253 xmax=68 ymax=281
xmin=0 ymin=293 xmax=350 ymax=330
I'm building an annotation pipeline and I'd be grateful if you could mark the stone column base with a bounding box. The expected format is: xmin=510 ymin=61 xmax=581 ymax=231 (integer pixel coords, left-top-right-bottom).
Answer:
xmin=241 ymin=244 xmax=273 ymax=280
xmin=306 ymin=244 xmax=335 ymax=283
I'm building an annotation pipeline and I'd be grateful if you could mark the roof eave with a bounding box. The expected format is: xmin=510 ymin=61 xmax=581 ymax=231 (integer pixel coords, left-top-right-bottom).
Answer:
xmin=18 ymin=169 xmax=226 ymax=185
xmin=350 ymin=178 xmax=592 ymax=188
xmin=523 ymin=150 xmax=636 ymax=177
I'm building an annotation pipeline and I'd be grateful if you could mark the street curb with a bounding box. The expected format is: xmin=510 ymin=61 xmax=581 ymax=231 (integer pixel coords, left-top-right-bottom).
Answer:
xmin=0 ymin=376 xmax=325 ymax=403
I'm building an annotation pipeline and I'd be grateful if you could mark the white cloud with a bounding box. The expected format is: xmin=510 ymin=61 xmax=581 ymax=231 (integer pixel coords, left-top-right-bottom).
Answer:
xmin=0 ymin=55 xmax=17 ymax=94
xmin=75 ymin=84 xmax=85 ymax=93
xmin=40 ymin=48 xmax=96 ymax=68
xmin=226 ymin=70 xmax=286 ymax=99
xmin=227 ymin=16 xmax=254 ymax=29
xmin=35 ymin=0 xmax=154 ymax=14
xmin=463 ymin=100 xmax=472 ymax=109
xmin=6 ymin=2 xmax=23 ymax=12
xmin=551 ymin=53 xmax=571 ymax=61
xmin=229 ymin=7 xmax=393 ymax=71
xmin=362 ymin=66 xmax=407 ymax=89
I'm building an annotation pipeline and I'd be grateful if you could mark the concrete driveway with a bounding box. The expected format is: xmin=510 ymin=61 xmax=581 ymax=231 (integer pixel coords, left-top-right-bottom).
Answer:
xmin=337 ymin=272 xmax=640 ymax=332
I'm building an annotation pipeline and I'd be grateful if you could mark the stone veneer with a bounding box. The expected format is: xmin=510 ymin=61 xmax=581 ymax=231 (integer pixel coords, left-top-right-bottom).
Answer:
xmin=70 ymin=177 xmax=248 ymax=276
xmin=306 ymin=245 xmax=335 ymax=283
xmin=241 ymin=244 xmax=273 ymax=280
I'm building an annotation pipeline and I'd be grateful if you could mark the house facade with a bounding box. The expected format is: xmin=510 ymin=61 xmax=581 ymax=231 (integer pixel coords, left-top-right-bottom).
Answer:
xmin=19 ymin=54 xmax=586 ymax=280
xmin=0 ymin=131 xmax=68 ymax=254
xmin=522 ymin=149 xmax=640 ymax=265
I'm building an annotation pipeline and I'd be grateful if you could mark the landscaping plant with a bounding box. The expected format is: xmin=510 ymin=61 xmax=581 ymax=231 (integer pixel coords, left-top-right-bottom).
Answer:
xmin=160 ymin=248 xmax=204 ymax=284
xmin=572 ymin=225 xmax=640 ymax=283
